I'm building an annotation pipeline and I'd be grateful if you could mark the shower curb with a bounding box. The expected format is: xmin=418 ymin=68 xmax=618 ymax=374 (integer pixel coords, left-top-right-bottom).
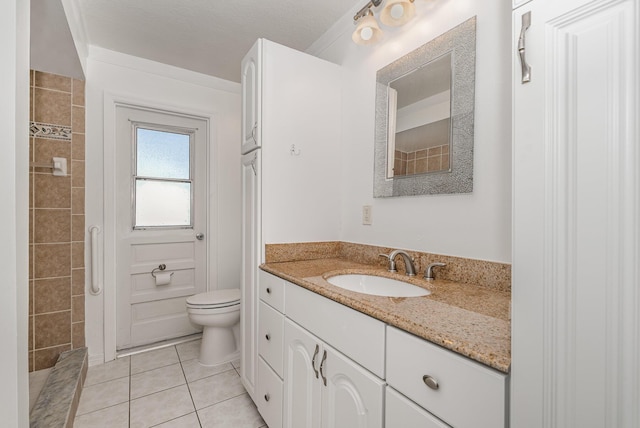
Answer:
xmin=30 ymin=347 xmax=88 ymax=428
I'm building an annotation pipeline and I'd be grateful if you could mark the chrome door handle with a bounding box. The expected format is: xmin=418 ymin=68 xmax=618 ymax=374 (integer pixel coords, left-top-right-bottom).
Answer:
xmin=518 ymin=11 xmax=532 ymax=83
xmin=311 ymin=344 xmax=320 ymax=379
xmin=196 ymin=233 xmax=205 ymax=240
xmin=319 ymin=350 xmax=327 ymax=386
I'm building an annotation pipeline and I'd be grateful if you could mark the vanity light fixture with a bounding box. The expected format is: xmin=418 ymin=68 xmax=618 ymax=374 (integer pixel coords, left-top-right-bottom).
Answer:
xmin=380 ymin=0 xmax=416 ymax=27
xmin=352 ymin=0 xmax=419 ymax=46
xmin=352 ymin=6 xmax=384 ymax=45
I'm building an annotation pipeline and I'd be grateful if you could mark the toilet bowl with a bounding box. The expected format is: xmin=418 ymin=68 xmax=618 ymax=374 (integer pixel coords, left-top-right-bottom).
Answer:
xmin=186 ymin=288 xmax=241 ymax=366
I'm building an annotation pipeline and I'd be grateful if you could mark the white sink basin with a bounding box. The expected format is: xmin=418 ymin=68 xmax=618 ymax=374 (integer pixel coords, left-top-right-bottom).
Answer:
xmin=326 ymin=274 xmax=431 ymax=297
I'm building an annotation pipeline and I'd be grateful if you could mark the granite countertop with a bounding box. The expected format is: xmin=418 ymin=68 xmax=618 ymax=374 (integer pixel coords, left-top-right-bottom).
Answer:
xmin=261 ymin=258 xmax=511 ymax=373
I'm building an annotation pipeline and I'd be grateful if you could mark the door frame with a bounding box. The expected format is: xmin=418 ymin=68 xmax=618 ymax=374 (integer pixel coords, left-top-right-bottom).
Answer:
xmin=102 ymin=92 xmax=216 ymax=361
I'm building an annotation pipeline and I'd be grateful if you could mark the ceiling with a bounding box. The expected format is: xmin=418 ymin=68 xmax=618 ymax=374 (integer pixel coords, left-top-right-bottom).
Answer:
xmin=32 ymin=0 xmax=364 ymax=83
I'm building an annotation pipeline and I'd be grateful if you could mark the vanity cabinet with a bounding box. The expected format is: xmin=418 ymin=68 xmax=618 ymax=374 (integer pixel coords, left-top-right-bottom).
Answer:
xmin=386 ymin=326 xmax=507 ymax=428
xmin=258 ymin=271 xmax=509 ymax=428
xmin=283 ymin=279 xmax=385 ymax=428
xmin=283 ymin=319 xmax=384 ymax=428
xmin=256 ymin=270 xmax=287 ymax=428
xmin=385 ymin=387 xmax=450 ymax=428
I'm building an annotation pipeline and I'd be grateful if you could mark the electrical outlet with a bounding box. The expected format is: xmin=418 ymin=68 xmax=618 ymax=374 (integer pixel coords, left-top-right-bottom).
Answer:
xmin=362 ymin=205 xmax=373 ymax=225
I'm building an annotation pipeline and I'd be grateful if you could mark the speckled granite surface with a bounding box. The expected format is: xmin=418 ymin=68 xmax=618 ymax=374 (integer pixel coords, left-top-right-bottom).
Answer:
xmin=266 ymin=241 xmax=511 ymax=292
xmin=261 ymin=258 xmax=511 ymax=373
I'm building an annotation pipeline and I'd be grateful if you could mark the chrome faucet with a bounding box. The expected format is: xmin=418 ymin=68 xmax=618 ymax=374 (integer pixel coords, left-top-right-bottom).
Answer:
xmin=424 ymin=262 xmax=446 ymax=280
xmin=379 ymin=250 xmax=417 ymax=276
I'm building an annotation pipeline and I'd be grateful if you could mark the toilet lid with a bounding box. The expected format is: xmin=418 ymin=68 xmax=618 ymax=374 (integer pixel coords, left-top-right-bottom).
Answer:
xmin=186 ymin=288 xmax=241 ymax=306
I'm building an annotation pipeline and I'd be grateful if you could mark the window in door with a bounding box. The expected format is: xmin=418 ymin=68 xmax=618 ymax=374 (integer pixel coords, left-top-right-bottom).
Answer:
xmin=133 ymin=125 xmax=194 ymax=229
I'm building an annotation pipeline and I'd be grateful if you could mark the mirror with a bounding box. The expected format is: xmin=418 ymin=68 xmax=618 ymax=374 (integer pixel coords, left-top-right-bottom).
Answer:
xmin=374 ymin=17 xmax=476 ymax=197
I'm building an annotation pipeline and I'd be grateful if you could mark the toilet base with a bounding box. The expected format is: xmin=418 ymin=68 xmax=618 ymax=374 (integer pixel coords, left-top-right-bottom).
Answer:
xmin=198 ymin=325 xmax=239 ymax=366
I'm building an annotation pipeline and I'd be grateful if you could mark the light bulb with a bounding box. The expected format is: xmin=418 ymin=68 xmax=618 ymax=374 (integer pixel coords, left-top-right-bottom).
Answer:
xmin=390 ymin=4 xmax=404 ymax=19
xmin=361 ymin=26 xmax=373 ymax=41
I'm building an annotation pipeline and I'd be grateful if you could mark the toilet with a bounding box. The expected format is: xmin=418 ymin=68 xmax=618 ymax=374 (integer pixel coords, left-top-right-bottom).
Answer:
xmin=186 ymin=288 xmax=241 ymax=366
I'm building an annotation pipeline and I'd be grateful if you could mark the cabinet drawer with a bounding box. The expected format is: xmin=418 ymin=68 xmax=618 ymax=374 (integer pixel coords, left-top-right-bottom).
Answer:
xmin=257 ymin=356 xmax=283 ymax=428
xmin=259 ymin=270 xmax=285 ymax=313
xmin=386 ymin=387 xmax=451 ymax=428
xmin=386 ymin=326 xmax=507 ymax=428
xmin=258 ymin=301 xmax=284 ymax=377
xmin=285 ymin=282 xmax=386 ymax=378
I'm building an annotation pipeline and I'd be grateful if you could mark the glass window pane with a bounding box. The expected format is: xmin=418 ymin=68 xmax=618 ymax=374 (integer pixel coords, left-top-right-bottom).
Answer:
xmin=135 ymin=180 xmax=191 ymax=227
xmin=136 ymin=128 xmax=190 ymax=179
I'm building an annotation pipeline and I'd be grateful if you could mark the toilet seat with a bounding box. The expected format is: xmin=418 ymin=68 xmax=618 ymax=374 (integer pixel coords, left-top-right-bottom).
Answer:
xmin=186 ymin=289 xmax=241 ymax=309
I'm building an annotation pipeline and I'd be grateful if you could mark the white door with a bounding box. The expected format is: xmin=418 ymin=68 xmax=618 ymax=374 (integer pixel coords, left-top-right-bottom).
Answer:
xmin=241 ymin=150 xmax=261 ymax=399
xmin=115 ymin=105 xmax=208 ymax=349
xmin=284 ymin=319 xmax=322 ymax=428
xmin=321 ymin=344 xmax=384 ymax=428
xmin=512 ymin=0 xmax=640 ymax=426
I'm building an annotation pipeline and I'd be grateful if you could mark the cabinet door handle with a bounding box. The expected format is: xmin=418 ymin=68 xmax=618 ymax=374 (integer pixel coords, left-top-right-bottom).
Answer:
xmin=265 ymin=333 xmax=271 ymax=341
xmin=319 ymin=350 xmax=328 ymax=386
xmin=311 ymin=344 xmax=320 ymax=379
xmin=518 ymin=11 xmax=532 ymax=83
xmin=264 ymin=393 xmax=270 ymax=402
xmin=266 ymin=287 xmax=271 ymax=294
xmin=422 ymin=375 xmax=439 ymax=390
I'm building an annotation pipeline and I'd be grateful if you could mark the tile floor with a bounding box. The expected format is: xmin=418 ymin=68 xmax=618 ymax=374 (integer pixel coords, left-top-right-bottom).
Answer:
xmin=73 ymin=340 xmax=266 ymax=428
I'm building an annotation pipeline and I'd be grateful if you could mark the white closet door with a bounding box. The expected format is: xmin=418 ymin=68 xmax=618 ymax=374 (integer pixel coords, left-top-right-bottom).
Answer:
xmin=512 ymin=1 xmax=639 ymax=426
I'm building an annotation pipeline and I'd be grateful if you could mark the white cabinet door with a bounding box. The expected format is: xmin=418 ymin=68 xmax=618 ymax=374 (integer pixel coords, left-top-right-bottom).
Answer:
xmin=512 ymin=1 xmax=640 ymax=427
xmin=241 ymin=39 xmax=261 ymax=155
xmin=241 ymin=151 xmax=261 ymax=400
xmin=284 ymin=319 xmax=322 ymax=428
xmin=321 ymin=344 xmax=384 ymax=428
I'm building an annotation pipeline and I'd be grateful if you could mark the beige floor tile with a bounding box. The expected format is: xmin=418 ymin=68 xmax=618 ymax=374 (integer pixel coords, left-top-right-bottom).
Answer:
xmin=74 ymin=402 xmax=129 ymax=428
xmin=152 ymin=412 xmax=201 ymax=427
xmin=77 ymin=377 xmax=129 ymax=416
xmin=181 ymin=359 xmax=234 ymax=383
xmin=130 ymin=384 xmax=195 ymax=428
xmin=131 ymin=346 xmax=179 ymax=374
xmin=131 ymin=363 xmax=186 ymax=399
xmin=84 ymin=356 xmax=130 ymax=386
xmin=198 ymin=394 xmax=265 ymax=428
xmin=188 ymin=370 xmax=246 ymax=410
xmin=176 ymin=340 xmax=201 ymax=362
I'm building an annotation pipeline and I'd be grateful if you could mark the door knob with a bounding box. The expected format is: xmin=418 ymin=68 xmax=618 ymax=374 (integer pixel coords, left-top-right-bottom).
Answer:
xmin=196 ymin=233 xmax=205 ymax=240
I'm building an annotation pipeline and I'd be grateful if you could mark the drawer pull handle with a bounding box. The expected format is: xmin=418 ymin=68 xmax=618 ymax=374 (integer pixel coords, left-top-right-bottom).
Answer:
xmin=423 ymin=375 xmax=439 ymax=390
xmin=264 ymin=393 xmax=270 ymax=402
xmin=311 ymin=344 xmax=320 ymax=378
xmin=266 ymin=287 xmax=271 ymax=294
xmin=265 ymin=333 xmax=271 ymax=341
xmin=319 ymin=350 xmax=328 ymax=386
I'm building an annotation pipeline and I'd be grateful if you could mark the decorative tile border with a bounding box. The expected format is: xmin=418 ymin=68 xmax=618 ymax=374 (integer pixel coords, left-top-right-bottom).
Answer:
xmin=30 ymin=122 xmax=72 ymax=141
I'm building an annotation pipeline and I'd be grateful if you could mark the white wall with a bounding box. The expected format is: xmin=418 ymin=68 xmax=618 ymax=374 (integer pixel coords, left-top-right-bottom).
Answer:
xmin=0 ymin=0 xmax=30 ymax=424
xmin=312 ymin=0 xmax=512 ymax=263
xmin=85 ymin=47 xmax=241 ymax=363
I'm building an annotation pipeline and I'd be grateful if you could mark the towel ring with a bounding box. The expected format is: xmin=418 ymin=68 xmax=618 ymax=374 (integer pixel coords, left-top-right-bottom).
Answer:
xmin=151 ymin=264 xmax=173 ymax=279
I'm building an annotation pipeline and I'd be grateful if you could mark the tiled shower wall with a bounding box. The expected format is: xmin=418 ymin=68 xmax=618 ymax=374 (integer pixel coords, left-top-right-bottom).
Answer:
xmin=394 ymin=144 xmax=450 ymax=176
xmin=29 ymin=70 xmax=85 ymax=371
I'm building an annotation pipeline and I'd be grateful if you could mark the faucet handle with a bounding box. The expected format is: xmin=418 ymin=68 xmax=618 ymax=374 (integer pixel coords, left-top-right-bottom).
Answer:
xmin=424 ymin=262 xmax=446 ymax=280
xmin=378 ymin=253 xmax=397 ymax=272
